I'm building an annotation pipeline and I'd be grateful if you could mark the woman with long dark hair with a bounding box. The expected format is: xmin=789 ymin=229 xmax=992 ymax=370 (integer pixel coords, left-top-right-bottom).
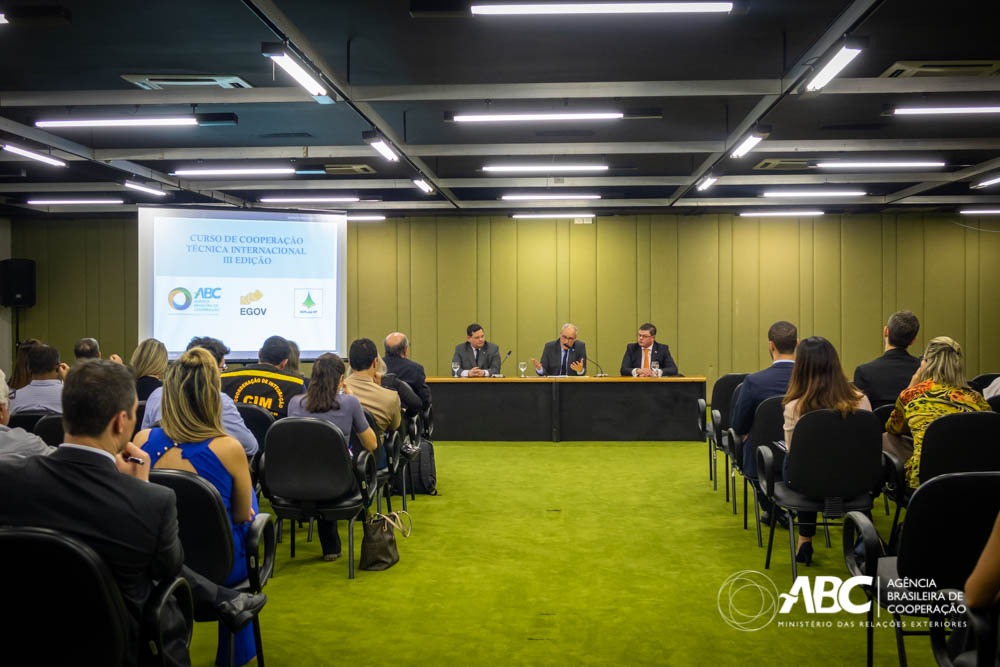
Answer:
xmin=287 ymin=352 xmax=376 ymax=561
xmin=782 ymin=336 xmax=871 ymax=565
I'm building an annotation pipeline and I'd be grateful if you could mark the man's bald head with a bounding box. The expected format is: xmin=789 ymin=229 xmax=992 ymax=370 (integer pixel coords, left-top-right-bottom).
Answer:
xmin=384 ymin=332 xmax=409 ymax=358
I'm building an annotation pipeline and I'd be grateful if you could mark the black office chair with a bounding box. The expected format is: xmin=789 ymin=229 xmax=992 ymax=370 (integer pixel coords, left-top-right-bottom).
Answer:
xmin=236 ymin=403 xmax=276 ymax=495
xmin=150 ymin=469 xmax=275 ymax=667
xmin=709 ymin=372 xmax=749 ymax=495
xmin=134 ymin=400 xmax=147 ymax=438
xmin=757 ymin=408 xmax=883 ymax=580
xmin=7 ymin=410 xmax=52 ymax=432
xmin=887 ymin=411 xmax=1000 ymax=546
xmin=697 ymin=397 xmax=714 ymax=479
xmin=872 ymin=403 xmax=895 ymax=515
xmin=0 ymin=524 xmax=193 ymax=666
xmin=970 ymin=373 xmax=1000 ymax=394
xmin=262 ymin=417 xmax=376 ymax=578
xmin=33 ymin=413 xmax=64 ymax=447
xmin=845 ymin=472 xmax=1000 ymax=667
xmin=730 ymin=394 xmax=785 ymax=546
xmin=989 ymin=395 xmax=1000 ymax=413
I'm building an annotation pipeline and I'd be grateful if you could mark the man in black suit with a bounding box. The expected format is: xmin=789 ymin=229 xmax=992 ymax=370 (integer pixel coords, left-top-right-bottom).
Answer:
xmin=452 ymin=323 xmax=503 ymax=377
xmin=384 ymin=331 xmax=432 ymax=409
xmin=532 ymin=323 xmax=587 ymax=376
xmin=729 ymin=321 xmax=797 ymax=527
xmin=0 ymin=361 xmax=263 ymax=666
xmin=619 ymin=322 xmax=679 ymax=377
xmin=853 ymin=310 xmax=921 ymax=410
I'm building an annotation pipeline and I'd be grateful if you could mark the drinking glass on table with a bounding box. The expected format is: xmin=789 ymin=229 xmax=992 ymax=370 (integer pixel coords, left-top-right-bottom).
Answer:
xmin=452 ymin=361 xmax=460 ymax=377
xmin=650 ymin=361 xmax=660 ymax=376
xmin=518 ymin=361 xmax=528 ymax=378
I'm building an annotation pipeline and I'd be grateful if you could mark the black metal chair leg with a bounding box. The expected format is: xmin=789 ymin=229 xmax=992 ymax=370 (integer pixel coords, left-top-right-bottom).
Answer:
xmin=788 ymin=514 xmax=798 ymax=581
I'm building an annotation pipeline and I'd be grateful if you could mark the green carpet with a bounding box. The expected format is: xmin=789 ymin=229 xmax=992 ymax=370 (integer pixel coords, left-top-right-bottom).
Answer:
xmin=189 ymin=441 xmax=936 ymax=666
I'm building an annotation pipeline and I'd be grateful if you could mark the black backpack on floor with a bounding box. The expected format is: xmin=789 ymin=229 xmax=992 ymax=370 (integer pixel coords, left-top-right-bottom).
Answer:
xmin=394 ymin=438 xmax=437 ymax=496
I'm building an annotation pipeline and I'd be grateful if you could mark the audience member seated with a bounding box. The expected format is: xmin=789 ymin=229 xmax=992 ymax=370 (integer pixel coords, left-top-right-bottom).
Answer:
xmin=729 ymin=320 xmax=798 ymax=526
xmin=220 ymin=335 xmax=305 ymax=419
xmin=130 ymin=338 xmax=168 ymax=401
xmin=9 ymin=343 xmax=69 ymax=415
xmin=378 ymin=356 xmax=422 ymax=416
xmin=74 ymin=336 xmax=123 ymax=364
xmin=7 ymin=338 xmax=42 ymax=391
xmin=853 ymin=310 xmax=921 ymax=410
xmin=385 ymin=331 xmax=432 ymax=409
xmin=886 ymin=336 xmax=990 ymax=489
xmin=345 ymin=339 xmax=401 ymax=470
xmin=135 ymin=348 xmax=260 ymax=667
xmin=142 ymin=336 xmax=258 ymax=457
xmin=781 ymin=336 xmax=871 ymax=565
xmin=0 ymin=369 xmax=53 ymax=461
xmin=965 ymin=509 xmax=1000 ymax=609
xmin=284 ymin=340 xmax=306 ymax=382
xmin=287 ymin=353 xmax=377 ymax=561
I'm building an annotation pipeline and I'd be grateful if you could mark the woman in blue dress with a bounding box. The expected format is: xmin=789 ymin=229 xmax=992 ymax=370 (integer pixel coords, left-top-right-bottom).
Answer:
xmin=134 ymin=347 xmax=258 ymax=667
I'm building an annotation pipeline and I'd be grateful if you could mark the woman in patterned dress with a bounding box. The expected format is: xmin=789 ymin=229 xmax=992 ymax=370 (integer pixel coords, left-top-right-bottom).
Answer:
xmin=886 ymin=336 xmax=990 ymax=488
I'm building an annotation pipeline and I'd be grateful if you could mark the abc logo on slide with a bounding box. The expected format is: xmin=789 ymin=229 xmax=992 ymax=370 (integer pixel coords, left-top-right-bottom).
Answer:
xmin=168 ymin=287 xmax=192 ymax=310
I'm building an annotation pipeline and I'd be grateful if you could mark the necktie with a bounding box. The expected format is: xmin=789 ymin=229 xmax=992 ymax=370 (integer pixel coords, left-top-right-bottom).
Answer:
xmin=560 ymin=349 xmax=568 ymax=375
xmin=474 ymin=348 xmax=479 ymax=365
xmin=642 ymin=347 xmax=650 ymax=370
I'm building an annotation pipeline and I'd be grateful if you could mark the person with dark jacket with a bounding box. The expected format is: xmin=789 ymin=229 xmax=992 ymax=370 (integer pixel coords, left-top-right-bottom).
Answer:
xmin=853 ymin=310 xmax=922 ymax=410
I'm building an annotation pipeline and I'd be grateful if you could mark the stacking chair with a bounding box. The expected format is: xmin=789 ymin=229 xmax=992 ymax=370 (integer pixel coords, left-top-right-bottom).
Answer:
xmin=150 ymin=469 xmax=275 ymax=667
xmin=887 ymin=411 xmax=1000 ymax=545
xmin=730 ymin=394 xmax=785 ymax=546
xmin=7 ymin=410 xmax=50 ymax=432
xmin=845 ymin=472 xmax=1000 ymax=667
xmin=708 ymin=372 xmax=749 ymax=495
xmin=237 ymin=403 xmax=276 ymax=496
xmin=261 ymin=417 xmax=376 ymax=578
xmin=872 ymin=403 xmax=896 ymax=515
xmin=33 ymin=412 xmax=65 ymax=447
xmin=375 ymin=427 xmax=403 ymax=513
xmin=697 ymin=398 xmax=714 ymax=481
xmin=757 ymin=408 xmax=883 ymax=580
xmin=0 ymin=524 xmax=193 ymax=666
xmin=134 ymin=400 xmax=147 ymax=438
xmin=970 ymin=373 xmax=1000 ymax=394
xmin=935 ymin=599 xmax=1000 ymax=667
xmin=989 ymin=396 xmax=1000 ymax=413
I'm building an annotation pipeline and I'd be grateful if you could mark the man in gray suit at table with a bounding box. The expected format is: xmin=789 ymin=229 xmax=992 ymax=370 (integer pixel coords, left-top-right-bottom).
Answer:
xmin=533 ymin=323 xmax=587 ymax=376
xmin=452 ymin=323 xmax=502 ymax=377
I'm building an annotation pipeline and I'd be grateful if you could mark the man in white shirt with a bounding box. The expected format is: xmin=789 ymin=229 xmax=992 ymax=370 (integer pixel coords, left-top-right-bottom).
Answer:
xmin=9 ymin=343 xmax=68 ymax=415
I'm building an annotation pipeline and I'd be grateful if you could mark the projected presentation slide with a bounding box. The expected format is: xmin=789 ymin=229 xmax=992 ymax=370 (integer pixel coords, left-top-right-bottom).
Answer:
xmin=138 ymin=207 xmax=346 ymax=360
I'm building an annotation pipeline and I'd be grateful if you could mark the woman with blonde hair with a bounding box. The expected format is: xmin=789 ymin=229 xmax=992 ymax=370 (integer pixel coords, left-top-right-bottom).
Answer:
xmin=886 ymin=336 xmax=990 ymax=489
xmin=129 ymin=337 xmax=168 ymax=401
xmin=781 ymin=336 xmax=871 ymax=565
xmin=133 ymin=347 xmax=258 ymax=667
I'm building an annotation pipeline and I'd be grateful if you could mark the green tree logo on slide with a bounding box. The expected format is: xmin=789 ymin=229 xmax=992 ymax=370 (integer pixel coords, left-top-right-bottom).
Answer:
xmin=301 ymin=292 xmax=316 ymax=308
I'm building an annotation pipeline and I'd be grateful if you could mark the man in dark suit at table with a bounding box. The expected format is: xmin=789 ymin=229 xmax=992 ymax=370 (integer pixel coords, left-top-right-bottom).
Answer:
xmin=620 ymin=322 xmax=678 ymax=377
xmin=853 ymin=310 xmax=921 ymax=410
xmin=532 ymin=323 xmax=587 ymax=376
xmin=452 ymin=323 xmax=502 ymax=377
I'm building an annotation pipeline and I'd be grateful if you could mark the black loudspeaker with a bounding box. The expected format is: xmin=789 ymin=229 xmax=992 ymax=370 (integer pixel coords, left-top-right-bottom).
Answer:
xmin=0 ymin=259 xmax=37 ymax=308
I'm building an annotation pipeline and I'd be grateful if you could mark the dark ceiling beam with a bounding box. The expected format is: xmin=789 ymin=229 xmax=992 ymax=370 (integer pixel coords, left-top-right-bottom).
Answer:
xmin=884 ymin=156 xmax=1000 ymax=203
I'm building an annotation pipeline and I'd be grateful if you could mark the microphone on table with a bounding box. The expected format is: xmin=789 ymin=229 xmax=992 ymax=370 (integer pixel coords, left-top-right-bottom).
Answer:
xmin=495 ymin=350 xmax=512 ymax=377
xmin=585 ymin=357 xmax=608 ymax=378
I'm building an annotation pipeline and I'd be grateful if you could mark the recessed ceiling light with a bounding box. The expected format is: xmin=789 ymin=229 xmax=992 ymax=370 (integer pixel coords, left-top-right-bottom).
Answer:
xmin=471 ymin=3 xmax=734 ymax=15
xmin=762 ymin=190 xmax=866 ymax=198
xmin=739 ymin=210 xmax=824 ymax=217
xmin=450 ymin=112 xmax=623 ymax=123
xmin=259 ymin=196 xmax=360 ymax=203
xmin=501 ymin=193 xmax=601 ymax=200
xmin=171 ymin=167 xmax=296 ymax=177
xmin=483 ymin=164 xmax=608 ymax=173
xmin=512 ymin=212 xmax=597 ymax=219
xmin=28 ymin=199 xmax=125 ymax=205
xmin=893 ymin=106 xmax=1000 ymax=116
xmin=2 ymin=144 xmax=66 ymax=167
xmin=124 ymin=181 xmax=169 ymax=197
xmin=815 ymin=161 xmax=945 ymax=169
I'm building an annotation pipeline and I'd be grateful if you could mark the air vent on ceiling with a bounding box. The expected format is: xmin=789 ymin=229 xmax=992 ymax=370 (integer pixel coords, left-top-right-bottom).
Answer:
xmin=880 ymin=60 xmax=1000 ymax=78
xmin=324 ymin=164 xmax=377 ymax=175
xmin=753 ymin=158 xmax=812 ymax=171
xmin=122 ymin=74 xmax=254 ymax=90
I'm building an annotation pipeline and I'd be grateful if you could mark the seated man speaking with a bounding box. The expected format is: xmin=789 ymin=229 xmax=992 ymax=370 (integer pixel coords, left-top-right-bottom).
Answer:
xmin=532 ymin=323 xmax=587 ymax=376
xmin=620 ymin=322 xmax=678 ymax=377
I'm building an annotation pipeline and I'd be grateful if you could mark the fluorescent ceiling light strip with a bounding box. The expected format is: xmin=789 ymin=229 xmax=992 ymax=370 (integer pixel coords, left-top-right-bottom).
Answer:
xmin=453 ymin=112 xmax=623 ymax=122
xmin=3 ymin=144 xmax=67 ymax=167
xmin=816 ymin=161 xmax=946 ymax=169
xmin=739 ymin=210 xmax=824 ymax=217
xmin=268 ymin=54 xmax=327 ymax=97
xmin=413 ymin=179 xmax=434 ymax=193
xmin=172 ymin=167 xmax=296 ymax=176
xmin=472 ymin=3 xmax=733 ymax=15
xmin=763 ymin=190 xmax=866 ymax=197
xmin=730 ymin=134 xmax=763 ymax=159
xmin=347 ymin=215 xmax=387 ymax=221
xmin=28 ymin=199 xmax=125 ymax=205
xmin=894 ymin=106 xmax=1000 ymax=116
xmin=369 ymin=140 xmax=399 ymax=161
xmin=959 ymin=209 xmax=1000 ymax=215
xmin=805 ymin=44 xmax=862 ymax=92
xmin=36 ymin=117 xmax=197 ymax=128
xmin=513 ymin=213 xmax=597 ymax=219
xmin=124 ymin=181 xmax=168 ymax=196
xmin=972 ymin=175 xmax=1000 ymax=189
xmin=501 ymin=193 xmax=601 ymax=200
xmin=696 ymin=176 xmax=717 ymax=191
xmin=483 ymin=164 xmax=608 ymax=173
xmin=0 ymin=13 xmax=8 ymax=23
xmin=260 ymin=196 xmax=359 ymax=203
